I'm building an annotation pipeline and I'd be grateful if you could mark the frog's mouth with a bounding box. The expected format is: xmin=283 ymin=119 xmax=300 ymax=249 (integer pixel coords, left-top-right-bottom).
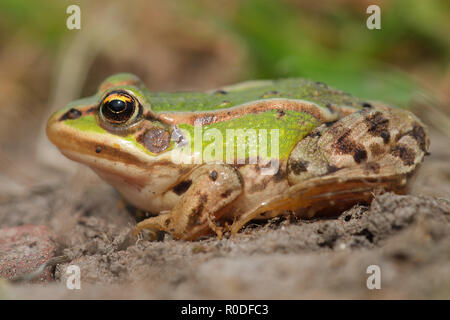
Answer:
xmin=46 ymin=107 xmax=158 ymax=173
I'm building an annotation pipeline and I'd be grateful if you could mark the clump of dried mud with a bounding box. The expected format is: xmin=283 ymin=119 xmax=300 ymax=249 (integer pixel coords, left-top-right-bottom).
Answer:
xmin=1 ymin=183 xmax=449 ymax=299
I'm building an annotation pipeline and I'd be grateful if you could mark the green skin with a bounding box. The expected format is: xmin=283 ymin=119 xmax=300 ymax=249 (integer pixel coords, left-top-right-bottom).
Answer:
xmin=47 ymin=73 xmax=428 ymax=240
xmin=53 ymin=74 xmax=365 ymax=161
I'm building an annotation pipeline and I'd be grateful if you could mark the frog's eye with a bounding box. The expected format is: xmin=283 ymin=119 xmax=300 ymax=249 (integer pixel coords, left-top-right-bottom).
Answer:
xmin=99 ymin=90 xmax=142 ymax=128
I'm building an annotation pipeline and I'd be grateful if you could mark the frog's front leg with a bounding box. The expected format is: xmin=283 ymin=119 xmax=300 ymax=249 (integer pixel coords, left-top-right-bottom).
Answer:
xmin=133 ymin=164 xmax=243 ymax=240
xmin=231 ymin=106 xmax=429 ymax=233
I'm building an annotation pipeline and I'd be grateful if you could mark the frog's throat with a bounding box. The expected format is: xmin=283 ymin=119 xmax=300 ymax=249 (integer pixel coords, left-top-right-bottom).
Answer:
xmin=155 ymin=98 xmax=358 ymax=126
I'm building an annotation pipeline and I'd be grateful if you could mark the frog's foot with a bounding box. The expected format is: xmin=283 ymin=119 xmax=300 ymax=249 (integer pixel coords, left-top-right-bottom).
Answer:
xmin=133 ymin=164 xmax=243 ymax=240
xmin=232 ymin=106 xmax=429 ymax=234
xmin=132 ymin=213 xmax=172 ymax=240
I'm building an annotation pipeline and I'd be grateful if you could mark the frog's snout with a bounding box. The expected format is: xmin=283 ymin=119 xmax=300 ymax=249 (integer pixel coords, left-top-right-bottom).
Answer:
xmin=46 ymin=111 xmax=63 ymax=147
xmin=46 ymin=108 xmax=82 ymax=148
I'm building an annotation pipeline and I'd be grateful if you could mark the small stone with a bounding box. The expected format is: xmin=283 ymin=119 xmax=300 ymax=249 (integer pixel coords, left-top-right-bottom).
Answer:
xmin=0 ymin=225 xmax=57 ymax=283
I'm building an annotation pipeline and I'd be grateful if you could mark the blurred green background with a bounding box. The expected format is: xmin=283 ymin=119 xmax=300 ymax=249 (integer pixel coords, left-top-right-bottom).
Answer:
xmin=0 ymin=0 xmax=448 ymax=161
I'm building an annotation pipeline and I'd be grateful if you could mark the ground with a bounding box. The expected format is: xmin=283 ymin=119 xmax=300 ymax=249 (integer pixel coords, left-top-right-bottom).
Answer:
xmin=0 ymin=130 xmax=448 ymax=299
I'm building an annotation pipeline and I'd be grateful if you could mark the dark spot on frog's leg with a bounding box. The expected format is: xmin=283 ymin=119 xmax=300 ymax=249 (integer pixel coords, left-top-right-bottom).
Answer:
xmin=353 ymin=148 xmax=368 ymax=163
xmin=365 ymin=112 xmax=389 ymax=138
xmin=410 ymin=124 xmax=427 ymax=151
xmin=391 ymin=144 xmax=416 ymax=166
xmin=59 ymin=108 xmax=81 ymax=121
xmin=380 ymin=130 xmax=390 ymax=144
xmin=209 ymin=170 xmax=218 ymax=181
xmin=333 ymin=128 xmax=368 ymax=163
xmin=364 ymin=162 xmax=380 ymax=174
xmin=369 ymin=143 xmax=384 ymax=157
xmin=248 ymin=177 xmax=271 ymax=193
xmin=138 ymin=128 xmax=170 ymax=154
xmin=325 ymin=121 xmax=336 ymax=127
xmin=188 ymin=194 xmax=208 ymax=227
xmin=333 ymin=129 xmax=354 ymax=154
xmin=356 ymin=228 xmax=374 ymax=243
xmin=95 ymin=146 xmax=102 ymax=153
xmin=290 ymin=160 xmax=309 ymax=175
xmin=173 ymin=180 xmax=192 ymax=195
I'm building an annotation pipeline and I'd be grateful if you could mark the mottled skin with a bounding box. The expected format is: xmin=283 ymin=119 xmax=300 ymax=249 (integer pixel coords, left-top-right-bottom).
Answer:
xmin=47 ymin=73 xmax=429 ymax=240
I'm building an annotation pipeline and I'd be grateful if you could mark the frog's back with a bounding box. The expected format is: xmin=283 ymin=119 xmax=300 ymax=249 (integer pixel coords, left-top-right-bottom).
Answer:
xmin=147 ymin=78 xmax=366 ymax=113
xmin=148 ymin=79 xmax=371 ymax=162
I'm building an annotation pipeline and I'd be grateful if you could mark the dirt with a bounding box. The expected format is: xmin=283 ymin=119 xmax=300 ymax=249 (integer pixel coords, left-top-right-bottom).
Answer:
xmin=0 ymin=225 xmax=57 ymax=283
xmin=0 ymin=130 xmax=449 ymax=299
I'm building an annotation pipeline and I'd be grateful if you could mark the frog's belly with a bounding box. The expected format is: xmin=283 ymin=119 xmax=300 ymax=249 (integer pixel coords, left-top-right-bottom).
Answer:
xmin=95 ymin=162 xmax=290 ymax=219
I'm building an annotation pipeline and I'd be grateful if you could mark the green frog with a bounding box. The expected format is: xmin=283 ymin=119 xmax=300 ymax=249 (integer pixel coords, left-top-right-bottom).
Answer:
xmin=47 ymin=73 xmax=429 ymax=240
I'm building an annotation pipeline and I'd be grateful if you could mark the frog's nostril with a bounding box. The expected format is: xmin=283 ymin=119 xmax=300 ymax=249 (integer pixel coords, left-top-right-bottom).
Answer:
xmin=59 ymin=108 xmax=82 ymax=121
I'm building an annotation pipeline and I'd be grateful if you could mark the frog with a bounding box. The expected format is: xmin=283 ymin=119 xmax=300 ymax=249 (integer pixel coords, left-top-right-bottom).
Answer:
xmin=46 ymin=73 xmax=429 ymax=240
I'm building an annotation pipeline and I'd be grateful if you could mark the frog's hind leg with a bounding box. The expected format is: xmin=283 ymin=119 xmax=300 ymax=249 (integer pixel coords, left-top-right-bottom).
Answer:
xmin=133 ymin=164 xmax=243 ymax=240
xmin=231 ymin=106 xmax=429 ymax=234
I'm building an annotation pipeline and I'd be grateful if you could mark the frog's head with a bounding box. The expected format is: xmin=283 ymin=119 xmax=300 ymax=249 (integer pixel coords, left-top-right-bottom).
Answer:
xmin=47 ymin=73 xmax=177 ymax=176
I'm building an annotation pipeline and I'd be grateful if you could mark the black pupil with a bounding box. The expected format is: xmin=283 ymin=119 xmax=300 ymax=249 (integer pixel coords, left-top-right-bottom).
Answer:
xmin=107 ymin=99 xmax=126 ymax=113
xmin=101 ymin=92 xmax=136 ymax=124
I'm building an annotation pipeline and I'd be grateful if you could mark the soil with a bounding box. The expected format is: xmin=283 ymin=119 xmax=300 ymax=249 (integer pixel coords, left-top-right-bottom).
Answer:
xmin=0 ymin=131 xmax=449 ymax=299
